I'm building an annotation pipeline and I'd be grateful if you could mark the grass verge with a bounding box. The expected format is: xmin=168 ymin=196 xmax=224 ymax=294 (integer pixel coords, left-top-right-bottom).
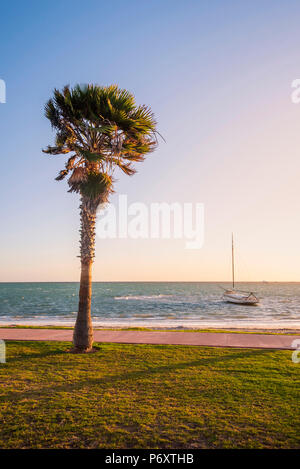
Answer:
xmin=0 ymin=325 xmax=299 ymax=335
xmin=0 ymin=341 xmax=299 ymax=449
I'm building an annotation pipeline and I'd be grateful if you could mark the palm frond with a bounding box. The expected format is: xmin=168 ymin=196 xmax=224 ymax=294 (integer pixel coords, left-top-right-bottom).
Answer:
xmin=44 ymin=83 xmax=161 ymax=204
xmin=55 ymin=169 xmax=69 ymax=181
xmin=80 ymin=173 xmax=114 ymax=200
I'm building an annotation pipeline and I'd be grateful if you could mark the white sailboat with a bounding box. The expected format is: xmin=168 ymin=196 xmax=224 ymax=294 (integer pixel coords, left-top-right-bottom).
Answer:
xmin=222 ymin=234 xmax=259 ymax=305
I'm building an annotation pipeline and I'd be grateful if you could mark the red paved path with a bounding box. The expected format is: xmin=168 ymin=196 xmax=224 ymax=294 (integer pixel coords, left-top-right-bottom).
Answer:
xmin=0 ymin=328 xmax=299 ymax=350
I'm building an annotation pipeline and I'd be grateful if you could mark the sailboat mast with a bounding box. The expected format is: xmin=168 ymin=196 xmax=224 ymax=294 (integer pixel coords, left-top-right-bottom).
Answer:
xmin=232 ymin=233 xmax=235 ymax=289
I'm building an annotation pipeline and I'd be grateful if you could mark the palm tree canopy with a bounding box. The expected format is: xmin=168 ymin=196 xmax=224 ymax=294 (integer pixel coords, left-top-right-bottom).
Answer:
xmin=43 ymin=84 xmax=158 ymax=209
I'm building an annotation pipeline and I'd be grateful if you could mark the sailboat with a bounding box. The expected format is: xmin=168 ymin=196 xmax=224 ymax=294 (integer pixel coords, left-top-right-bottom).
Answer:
xmin=222 ymin=234 xmax=259 ymax=305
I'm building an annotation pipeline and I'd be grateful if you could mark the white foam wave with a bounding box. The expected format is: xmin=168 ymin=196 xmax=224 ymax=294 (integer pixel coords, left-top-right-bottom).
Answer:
xmin=114 ymin=294 xmax=172 ymax=301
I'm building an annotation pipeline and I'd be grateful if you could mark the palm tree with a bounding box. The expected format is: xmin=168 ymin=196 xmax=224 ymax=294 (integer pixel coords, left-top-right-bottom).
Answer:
xmin=43 ymin=84 xmax=158 ymax=352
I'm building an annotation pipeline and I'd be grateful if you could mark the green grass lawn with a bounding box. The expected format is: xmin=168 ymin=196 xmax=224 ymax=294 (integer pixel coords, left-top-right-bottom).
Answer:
xmin=0 ymin=341 xmax=299 ymax=449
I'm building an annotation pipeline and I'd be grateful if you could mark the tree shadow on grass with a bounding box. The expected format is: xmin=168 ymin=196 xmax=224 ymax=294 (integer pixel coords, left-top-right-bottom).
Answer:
xmin=0 ymin=348 xmax=273 ymax=403
xmin=7 ymin=349 xmax=68 ymax=363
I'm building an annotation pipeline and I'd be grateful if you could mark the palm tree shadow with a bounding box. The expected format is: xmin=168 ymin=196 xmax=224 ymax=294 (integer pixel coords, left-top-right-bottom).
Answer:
xmin=8 ymin=349 xmax=67 ymax=363
xmin=1 ymin=348 xmax=272 ymax=403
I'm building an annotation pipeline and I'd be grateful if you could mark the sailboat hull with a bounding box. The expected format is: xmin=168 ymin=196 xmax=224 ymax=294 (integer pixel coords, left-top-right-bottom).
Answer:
xmin=223 ymin=291 xmax=259 ymax=305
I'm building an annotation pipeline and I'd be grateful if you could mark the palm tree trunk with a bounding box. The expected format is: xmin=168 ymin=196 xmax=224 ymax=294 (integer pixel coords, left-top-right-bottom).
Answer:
xmin=73 ymin=260 xmax=93 ymax=350
xmin=73 ymin=198 xmax=96 ymax=352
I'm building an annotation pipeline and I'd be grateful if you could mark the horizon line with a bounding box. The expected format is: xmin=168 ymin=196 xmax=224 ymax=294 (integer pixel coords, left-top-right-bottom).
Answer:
xmin=0 ymin=280 xmax=299 ymax=284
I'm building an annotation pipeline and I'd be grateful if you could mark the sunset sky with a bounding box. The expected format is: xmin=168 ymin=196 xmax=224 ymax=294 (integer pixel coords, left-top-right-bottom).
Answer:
xmin=1 ymin=0 xmax=300 ymax=281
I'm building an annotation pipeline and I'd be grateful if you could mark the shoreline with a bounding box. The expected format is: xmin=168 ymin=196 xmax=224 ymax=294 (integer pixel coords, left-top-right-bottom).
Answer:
xmin=1 ymin=322 xmax=300 ymax=335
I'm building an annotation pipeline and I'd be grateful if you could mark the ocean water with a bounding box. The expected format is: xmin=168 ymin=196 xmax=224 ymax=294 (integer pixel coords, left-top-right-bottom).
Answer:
xmin=0 ymin=282 xmax=299 ymax=329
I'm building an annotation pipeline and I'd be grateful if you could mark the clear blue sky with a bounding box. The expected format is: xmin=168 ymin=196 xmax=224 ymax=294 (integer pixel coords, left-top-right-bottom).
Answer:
xmin=1 ymin=0 xmax=300 ymax=281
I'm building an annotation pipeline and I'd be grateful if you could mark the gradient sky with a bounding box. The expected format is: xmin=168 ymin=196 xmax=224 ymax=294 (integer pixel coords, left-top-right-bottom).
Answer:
xmin=1 ymin=0 xmax=300 ymax=281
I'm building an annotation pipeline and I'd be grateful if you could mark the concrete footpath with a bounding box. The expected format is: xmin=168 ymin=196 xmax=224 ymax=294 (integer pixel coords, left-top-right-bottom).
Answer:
xmin=0 ymin=328 xmax=299 ymax=350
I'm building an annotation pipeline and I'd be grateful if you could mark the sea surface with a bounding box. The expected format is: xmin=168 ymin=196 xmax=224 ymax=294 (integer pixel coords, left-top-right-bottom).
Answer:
xmin=0 ymin=282 xmax=299 ymax=329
